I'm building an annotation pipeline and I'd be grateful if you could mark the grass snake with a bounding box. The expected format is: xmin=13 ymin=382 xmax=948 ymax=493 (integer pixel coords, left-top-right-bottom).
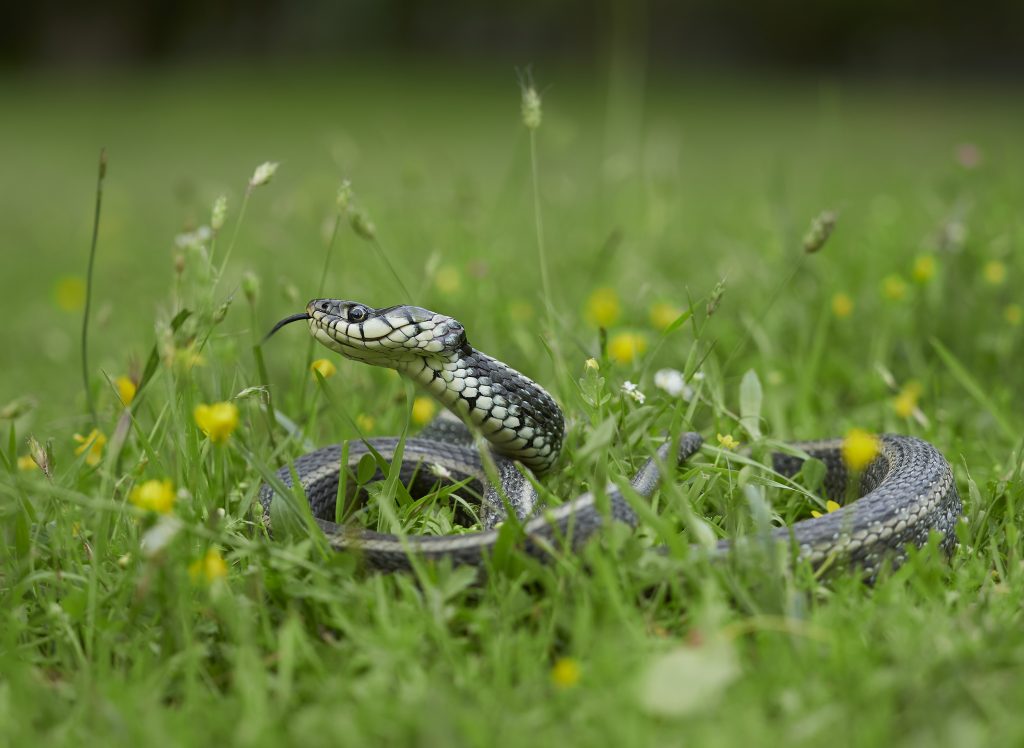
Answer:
xmin=260 ymin=298 xmax=962 ymax=573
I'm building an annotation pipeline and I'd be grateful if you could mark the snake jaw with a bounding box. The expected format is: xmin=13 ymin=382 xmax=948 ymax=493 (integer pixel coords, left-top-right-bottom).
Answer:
xmin=304 ymin=298 xmax=468 ymax=368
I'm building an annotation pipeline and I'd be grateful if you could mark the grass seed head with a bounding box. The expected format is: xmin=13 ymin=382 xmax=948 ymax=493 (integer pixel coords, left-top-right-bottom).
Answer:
xmin=248 ymin=161 xmax=279 ymax=189
xmin=210 ymin=195 xmax=227 ymax=232
xmin=802 ymin=210 xmax=837 ymax=254
xmin=706 ymin=279 xmax=726 ymax=317
xmin=349 ymin=207 xmax=376 ymax=241
xmin=336 ymin=180 xmax=353 ymax=213
xmin=521 ymin=85 xmax=542 ymax=130
xmin=241 ymin=271 xmax=260 ymax=304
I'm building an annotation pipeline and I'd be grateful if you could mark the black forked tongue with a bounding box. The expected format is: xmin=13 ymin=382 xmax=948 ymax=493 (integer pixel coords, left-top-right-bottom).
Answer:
xmin=262 ymin=313 xmax=311 ymax=343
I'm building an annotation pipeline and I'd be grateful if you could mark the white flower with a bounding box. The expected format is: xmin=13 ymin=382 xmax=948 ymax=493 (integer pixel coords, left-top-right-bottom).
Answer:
xmin=621 ymin=381 xmax=646 ymax=404
xmin=173 ymin=227 xmax=212 ymax=250
xmin=140 ymin=516 xmax=183 ymax=557
xmin=430 ymin=463 xmax=453 ymax=480
xmin=249 ymin=161 xmax=279 ymax=188
xmin=653 ymin=368 xmax=687 ymax=398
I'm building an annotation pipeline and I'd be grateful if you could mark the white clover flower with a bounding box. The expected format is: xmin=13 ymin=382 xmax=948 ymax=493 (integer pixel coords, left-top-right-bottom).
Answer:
xmin=621 ymin=380 xmax=646 ymax=404
xmin=249 ymin=161 xmax=279 ymax=188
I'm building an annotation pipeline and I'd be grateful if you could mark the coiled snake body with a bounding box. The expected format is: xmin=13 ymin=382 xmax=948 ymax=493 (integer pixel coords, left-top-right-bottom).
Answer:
xmin=260 ymin=299 xmax=962 ymax=573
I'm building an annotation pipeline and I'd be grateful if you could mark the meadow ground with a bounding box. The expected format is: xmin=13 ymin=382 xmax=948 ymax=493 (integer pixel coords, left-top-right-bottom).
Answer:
xmin=1 ymin=64 xmax=1023 ymax=746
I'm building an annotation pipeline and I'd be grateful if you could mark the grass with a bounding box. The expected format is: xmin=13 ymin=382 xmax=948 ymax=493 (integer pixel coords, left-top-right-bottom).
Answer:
xmin=2 ymin=64 xmax=1024 ymax=745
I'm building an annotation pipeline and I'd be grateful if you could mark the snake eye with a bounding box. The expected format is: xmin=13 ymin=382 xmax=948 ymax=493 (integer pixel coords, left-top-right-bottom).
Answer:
xmin=320 ymin=302 xmax=330 ymax=312
xmin=348 ymin=306 xmax=367 ymax=322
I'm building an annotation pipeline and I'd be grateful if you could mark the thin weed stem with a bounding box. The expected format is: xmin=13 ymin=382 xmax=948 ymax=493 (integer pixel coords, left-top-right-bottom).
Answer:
xmin=528 ymin=128 xmax=556 ymax=335
xmin=80 ymin=148 xmax=107 ymax=426
xmin=298 ymin=213 xmax=344 ymax=411
xmin=372 ymin=237 xmax=414 ymax=305
xmin=214 ymin=187 xmax=251 ymax=288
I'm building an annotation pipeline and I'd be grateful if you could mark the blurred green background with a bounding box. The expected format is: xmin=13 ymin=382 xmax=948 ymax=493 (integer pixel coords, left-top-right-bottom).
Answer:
xmin=1 ymin=1 xmax=1021 ymax=425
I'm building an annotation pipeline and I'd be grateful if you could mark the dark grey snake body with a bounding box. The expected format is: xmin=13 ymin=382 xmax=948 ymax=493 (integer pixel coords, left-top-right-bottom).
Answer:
xmin=260 ymin=299 xmax=962 ymax=573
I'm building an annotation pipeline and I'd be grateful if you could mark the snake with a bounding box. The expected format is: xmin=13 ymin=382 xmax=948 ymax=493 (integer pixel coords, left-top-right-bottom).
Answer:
xmin=259 ymin=298 xmax=962 ymax=573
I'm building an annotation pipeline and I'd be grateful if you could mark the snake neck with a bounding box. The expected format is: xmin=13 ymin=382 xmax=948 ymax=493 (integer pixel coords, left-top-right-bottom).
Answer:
xmin=398 ymin=344 xmax=564 ymax=474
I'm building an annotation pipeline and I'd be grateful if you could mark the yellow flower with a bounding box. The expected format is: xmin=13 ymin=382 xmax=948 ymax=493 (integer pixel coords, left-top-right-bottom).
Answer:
xmin=551 ymin=657 xmax=581 ymax=689
xmin=811 ymin=500 xmax=842 ymax=518
xmin=193 ymin=402 xmax=240 ymax=444
xmin=435 ymin=265 xmax=462 ymax=294
xmin=842 ymin=428 xmax=881 ymax=472
xmin=912 ymin=255 xmax=936 ymax=283
xmin=831 ymin=292 xmax=854 ymax=319
xmin=585 ymin=287 xmax=621 ymax=327
xmin=189 ymin=549 xmax=228 ymax=584
xmin=412 ymin=396 xmax=437 ymax=426
xmin=983 ymin=260 xmax=1007 ymax=286
xmin=649 ymin=302 xmax=683 ymax=331
xmin=54 ymin=276 xmax=86 ymax=312
xmin=115 ymin=376 xmax=137 ymax=406
xmin=310 ymin=358 xmax=337 ymax=379
xmin=584 ymin=358 xmax=599 ymax=371
xmin=509 ymin=300 xmax=534 ymax=322
xmin=1005 ymin=304 xmax=1022 ymax=326
xmin=173 ymin=344 xmax=206 ymax=370
xmin=717 ymin=433 xmax=740 ymax=450
xmin=607 ymin=332 xmax=647 ymax=364
xmin=73 ymin=429 xmax=107 ymax=467
xmin=355 ymin=413 xmax=375 ymax=432
xmin=892 ymin=381 xmax=923 ymax=418
xmin=881 ymin=274 xmax=907 ymax=301
xmin=17 ymin=454 xmax=38 ymax=471
xmin=129 ymin=479 xmax=176 ymax=514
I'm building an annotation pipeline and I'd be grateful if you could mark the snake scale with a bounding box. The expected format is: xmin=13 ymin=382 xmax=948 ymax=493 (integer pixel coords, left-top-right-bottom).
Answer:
xmin=259 ymin=298 xmax=962 ymax=573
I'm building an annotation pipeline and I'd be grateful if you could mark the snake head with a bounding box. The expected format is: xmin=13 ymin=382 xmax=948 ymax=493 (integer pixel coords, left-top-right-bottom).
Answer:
xmin=305 ymin=298 xmax=468 ymax=367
